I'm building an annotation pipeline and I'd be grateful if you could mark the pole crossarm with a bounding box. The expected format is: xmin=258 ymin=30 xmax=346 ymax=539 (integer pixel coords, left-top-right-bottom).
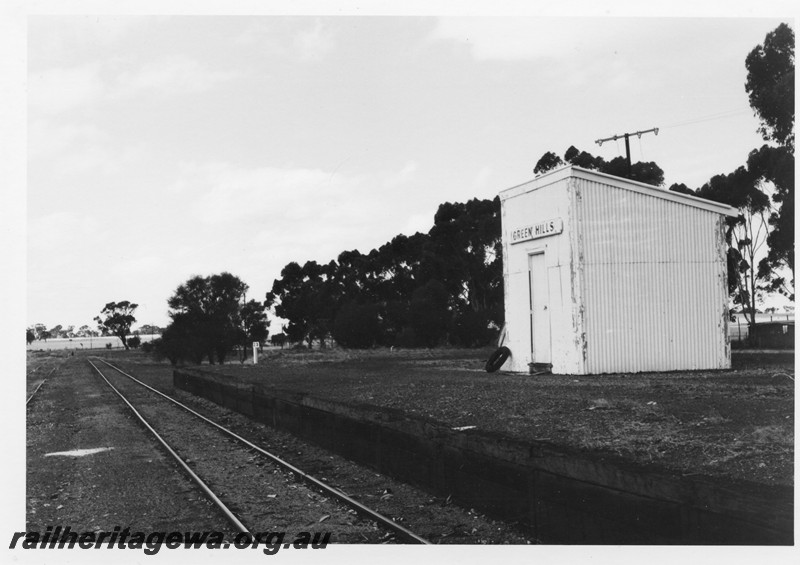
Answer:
xmin=595 ymin=127 xmax=659 ymax=146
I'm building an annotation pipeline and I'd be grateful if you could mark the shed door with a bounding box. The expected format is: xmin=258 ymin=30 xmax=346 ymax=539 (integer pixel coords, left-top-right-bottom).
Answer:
xmin=528 ymin=253 xmax=551 ymax=363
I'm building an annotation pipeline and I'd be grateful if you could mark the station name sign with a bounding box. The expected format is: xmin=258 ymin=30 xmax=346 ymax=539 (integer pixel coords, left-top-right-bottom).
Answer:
xmin=510 ymin=218 xmax=563 ymax=244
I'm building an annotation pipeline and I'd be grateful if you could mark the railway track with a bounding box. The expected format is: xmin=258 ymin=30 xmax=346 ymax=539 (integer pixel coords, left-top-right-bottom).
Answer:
xmin=26 ymin=380 xmax=47 ymax=405
xmin=87 ymin=357 xmax=430 ymax=544
xmin=26 ymin=366 xmax=58 ymax=405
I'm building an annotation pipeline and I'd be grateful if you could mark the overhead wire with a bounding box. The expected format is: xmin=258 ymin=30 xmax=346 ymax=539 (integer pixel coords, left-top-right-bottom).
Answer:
xmin=659 ymin=107 xmax=752 ymax=130
xmin=594 ymin=107 xmax=752 ymax=162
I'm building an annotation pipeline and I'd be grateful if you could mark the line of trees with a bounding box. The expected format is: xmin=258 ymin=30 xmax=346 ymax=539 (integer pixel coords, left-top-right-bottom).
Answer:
xmin=533 ymin=145 xmax=665 ymax=186
xmin=26 ymin=320 xmax=163 ymax=345
xmin=26 ymin=323 xmax=101 ymax=343
xmin=265 ymin=197 xmax=503 ymax=349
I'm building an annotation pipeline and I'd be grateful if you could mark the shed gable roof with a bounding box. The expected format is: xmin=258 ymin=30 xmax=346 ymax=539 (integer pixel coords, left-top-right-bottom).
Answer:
xmin=500 ymin=165 xmax=739 ymax=218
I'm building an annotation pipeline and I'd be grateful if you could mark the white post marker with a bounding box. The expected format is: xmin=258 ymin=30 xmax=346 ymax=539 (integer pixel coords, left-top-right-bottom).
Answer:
xmin=252 ymin=342 xmax=259 ymax=364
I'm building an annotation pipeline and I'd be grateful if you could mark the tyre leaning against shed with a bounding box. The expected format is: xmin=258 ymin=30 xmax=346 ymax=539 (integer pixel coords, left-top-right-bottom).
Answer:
xmin=485 ymin=346 xmax=511 ymax=373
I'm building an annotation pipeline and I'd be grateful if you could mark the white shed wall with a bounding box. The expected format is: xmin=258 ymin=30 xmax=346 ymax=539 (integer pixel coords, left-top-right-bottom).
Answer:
xmin=574 ymin=177 xmax=731 ymax=373
xmin=501 ymin=173 xmax=583 ymax=373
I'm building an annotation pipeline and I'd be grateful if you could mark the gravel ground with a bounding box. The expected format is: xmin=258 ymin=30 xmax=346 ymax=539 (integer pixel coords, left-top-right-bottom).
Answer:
xmin=26 ymin=354 xmax=65 ymax=399
xmin=88 ymin=358 xmax=392 ymax=543
xmin=26 ymin=356 xmax=227 ymax=536
xmin=26 ymin=352 xmax=533 ymax=545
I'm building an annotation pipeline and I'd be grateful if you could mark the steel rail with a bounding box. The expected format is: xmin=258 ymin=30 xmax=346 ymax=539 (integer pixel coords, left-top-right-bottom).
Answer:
xmin=26 ymin=367 xmax=58 ymax=405
xmin=26 ymin=379 xmax=47 ymax=406
xmin=95 ymin=357 xmax=431 ymax=545
xmin=86 ymin=359 xmax=251 ymax=535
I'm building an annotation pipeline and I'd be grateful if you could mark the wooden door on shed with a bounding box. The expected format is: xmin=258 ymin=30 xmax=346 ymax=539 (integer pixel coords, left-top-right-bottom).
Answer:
xmin=528 ymin=252 xmax=551 ymax=363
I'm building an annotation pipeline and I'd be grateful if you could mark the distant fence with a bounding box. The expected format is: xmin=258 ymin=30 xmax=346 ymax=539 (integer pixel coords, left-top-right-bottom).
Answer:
xmin=729 ymin=313 xmax=794 ymax=342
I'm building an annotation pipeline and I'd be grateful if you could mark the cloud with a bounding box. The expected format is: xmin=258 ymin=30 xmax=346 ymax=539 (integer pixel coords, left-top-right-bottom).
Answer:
xmin=429 ymin=17 xmax=652 ymax=98
xmin=188 ymin=163 xmax=399 ymax=227
xmin=28 ymin=16 xmax=147 ymax=66
xmin=28 ymin=63 xmax=106 ymax=116
xmin=114 ymin=55 xmax=240 ymax=95
xmin=294 ymin=19 xmax=335 ymax=62
xmin=28 ymin=212 xmax=103 ymax=249
xmin=235 ymin=20 xmax=275 ymax=47
xmin=384 ymin=161 xmax=419 ymax=189
xmin=28 ymin=120 xmax=106 ymax=161
xmin=189 ymin=164 xmax=335 ymax=224
xmin=28 ymin=55 xmax=238 ymax=117
xmin=430 ymin=17 xmax=628 ymax=62
xmin=28 ymin=119 xmax=143 ymax=177
xmin=162 ymin=159 xmax=441 ymax=290
xmin=236 ymin=18 xmax=335 ymax=63
xmin=402 ymin=212 xmax=434 ymax=236
xmin=36 ymin=15 xmax=145 ymax=46
xmin=111 ymin=255 xmax=164 ymax=277
xmin=171 ymin=160 xmax=423 ymax=257
xmin=471 ymin=166 xmax=493 ymax=190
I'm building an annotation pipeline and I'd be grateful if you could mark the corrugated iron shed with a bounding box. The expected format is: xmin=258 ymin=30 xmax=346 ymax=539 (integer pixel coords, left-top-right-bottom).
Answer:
xmin=500 ymin=165 xmax=738 ymax=374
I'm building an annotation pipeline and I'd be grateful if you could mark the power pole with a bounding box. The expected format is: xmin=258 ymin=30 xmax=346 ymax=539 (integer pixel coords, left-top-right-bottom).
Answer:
xmin=595 ymin=127 xmax=659 ymax=177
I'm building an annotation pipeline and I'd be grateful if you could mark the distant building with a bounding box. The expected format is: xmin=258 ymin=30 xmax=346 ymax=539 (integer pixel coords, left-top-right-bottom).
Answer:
xmin=729 ymin=311 xmax=795 ymax=342
xmin=748 ymin=321 xmax=794 ymax=349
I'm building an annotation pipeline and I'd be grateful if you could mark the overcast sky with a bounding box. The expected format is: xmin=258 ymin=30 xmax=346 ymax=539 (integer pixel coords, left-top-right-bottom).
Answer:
xmin=23 ymin=11 xmax=792 ymax=331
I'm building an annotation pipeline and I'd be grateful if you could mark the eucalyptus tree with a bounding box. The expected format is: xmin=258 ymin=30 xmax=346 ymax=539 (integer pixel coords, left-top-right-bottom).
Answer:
xmin=94 ymin=301 xmax=138 ymax=350
xmin=744 ymin=22 xmax=794 ymax=297
xmin=167 ymin=273 xmax=252 ymax=363
xmin=265 ymin=261 xmax=337 ymax=348
xmin=695 ymin=167 xmax=771 ymax=330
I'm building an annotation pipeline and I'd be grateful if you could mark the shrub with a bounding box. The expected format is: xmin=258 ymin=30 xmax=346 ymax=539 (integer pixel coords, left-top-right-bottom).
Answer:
xmin=148 ymin=338 xmax=170 ymax=363
xmin=127 ymin=335 xmax=142 ymax=349
xmin=270 ymin=333 xmax=287 ymax=348
xmin=155 ymin=314 xmax=206 ymax=365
